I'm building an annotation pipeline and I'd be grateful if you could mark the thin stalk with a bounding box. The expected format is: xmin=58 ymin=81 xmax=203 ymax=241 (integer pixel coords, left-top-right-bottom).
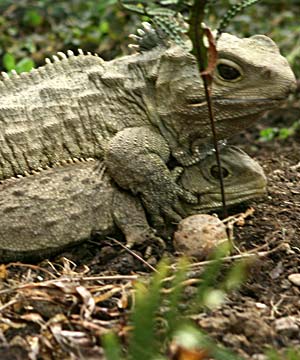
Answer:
xmin=201 ymin=74 xmax=228 ymax=220
xmin=188 ymin=0 xmax=228 ymax=219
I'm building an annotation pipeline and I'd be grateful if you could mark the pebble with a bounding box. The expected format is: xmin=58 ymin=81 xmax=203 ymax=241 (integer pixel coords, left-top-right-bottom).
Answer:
xmin=274 ymin=316 xmax=299 ymax=336
xmin=255 ymin=302 xmax=267 ymax=310
xmin=288 ymin=273 xmax=300 ymax=287
xmin=252 ymin=355 xmax=268 ymax=360
xmin=173 ymin=214 xmax=228 ymax=260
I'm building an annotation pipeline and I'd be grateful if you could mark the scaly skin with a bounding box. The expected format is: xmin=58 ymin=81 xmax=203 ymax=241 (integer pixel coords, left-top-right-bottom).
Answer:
xmin=0 ymin=146 xmax=266 ymax=262
xmin=0 ymin=28 xmax=295 ymax=224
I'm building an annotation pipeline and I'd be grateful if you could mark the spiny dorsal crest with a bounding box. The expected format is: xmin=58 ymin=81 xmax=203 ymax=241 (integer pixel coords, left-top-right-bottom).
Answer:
xmin=0 ymin=49 xmax=104 ymax=93
xmin=128 ymin=21 xmax=190 ymax=53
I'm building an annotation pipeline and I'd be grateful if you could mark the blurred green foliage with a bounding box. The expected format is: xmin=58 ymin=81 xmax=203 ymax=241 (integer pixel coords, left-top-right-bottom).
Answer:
xmin=259 ymin=120 xmax=300 ymax=141
xmin=3 ymin=52 xmax=34 ymax=73
xmin=102 ymin=254 xmax=294 ymax=359
xmin=0 ymin=0 xmax=139 ymax=71
xmin=103 ymin=257 xmax=244 ymax=360
xmin=266 ymin=348 xmax=300 ymax=360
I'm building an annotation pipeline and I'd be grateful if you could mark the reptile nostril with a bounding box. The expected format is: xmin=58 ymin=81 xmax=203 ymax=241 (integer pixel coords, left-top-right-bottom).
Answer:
xmin=290 ymin=80 xmax=297 ymax=93
xmin=262 ymin=69 xmax=272 ymax=80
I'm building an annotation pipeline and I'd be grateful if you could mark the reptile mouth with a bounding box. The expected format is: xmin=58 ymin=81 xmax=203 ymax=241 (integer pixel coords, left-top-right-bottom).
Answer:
xmin=186 ymin=97 xmax=284 ymax=107
xmin=187 ymin=187 xmax=267 ymax=213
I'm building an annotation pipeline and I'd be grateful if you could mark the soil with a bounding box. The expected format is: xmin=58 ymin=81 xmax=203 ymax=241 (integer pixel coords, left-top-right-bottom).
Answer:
xmin=196 ymin=114 xmax=300 ymax=359
xmin=0 ymin=103 xmax=299 ymax=359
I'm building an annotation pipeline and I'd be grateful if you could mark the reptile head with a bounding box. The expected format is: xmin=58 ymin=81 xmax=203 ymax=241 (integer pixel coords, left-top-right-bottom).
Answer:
xmin=153 ymin=33 xmax=296 ymax=165
xmin=178 ymin=146 xmax=267 ymax=215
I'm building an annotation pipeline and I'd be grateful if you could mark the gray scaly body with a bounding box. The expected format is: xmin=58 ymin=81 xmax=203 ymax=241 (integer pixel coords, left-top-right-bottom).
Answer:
xmin=0 ymin=146 xmax=266 ymax=262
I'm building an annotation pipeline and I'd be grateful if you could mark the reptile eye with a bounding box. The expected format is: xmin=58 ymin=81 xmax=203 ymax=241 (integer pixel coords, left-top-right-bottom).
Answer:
xmin=217 ymin=64 xmax=241 ymax=81
xmin=210 ymin=165 xmax=229 ymax=179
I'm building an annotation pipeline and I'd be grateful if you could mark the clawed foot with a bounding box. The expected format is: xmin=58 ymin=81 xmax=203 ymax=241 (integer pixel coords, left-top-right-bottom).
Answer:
xmin=125 ymin=227 xmax=166 ymax=259
xmin=141 ymin=178 xmax=198 ymax=228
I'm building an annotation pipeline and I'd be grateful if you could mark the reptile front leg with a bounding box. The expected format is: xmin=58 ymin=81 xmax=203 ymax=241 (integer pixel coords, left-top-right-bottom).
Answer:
xmin=105 ymin=126 xmax=197 ymax=227
xmin=112 ymin=189 xmax=165 ymax=251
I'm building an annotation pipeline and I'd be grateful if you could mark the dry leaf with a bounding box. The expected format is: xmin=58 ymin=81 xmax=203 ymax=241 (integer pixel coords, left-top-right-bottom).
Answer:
xmin=170 ymin=343 xmax=210 ymax=360
xmin=0 ymin=264 xmax=8 ymax=279
xmin=201 ymin=26 xmax=218 ymax=79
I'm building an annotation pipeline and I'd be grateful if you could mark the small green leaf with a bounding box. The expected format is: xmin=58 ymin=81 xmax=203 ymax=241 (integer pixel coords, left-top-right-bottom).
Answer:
xmin=128 ymin=260 xmax=169 ymax=360
xmin=259 ymin=127 xmax=276 ymax=142
xmin=122 ymin=4 xmax=146 ymax=15
xmin=23 ymin=9 xmax=43 ymax=27
xmin=102 ymin=332 xmax=123 ymax=360
xmin=165 ymin=258 xmax=189 ymax=339
xmin=223 ymin=260 xmax=248 ymax=291
xmin=3 ymin=53 xmax=16 ymax=71
xmin=147 ymin=8 xmax=176 ymax=17
xmin=99 ymin=21 xmax=109 ymax=34
xmin=15 ymin=58 xmax=35 ymax=73
xmin=202 ymin=288 xmax=226 ymax=309
xmin=278 ymin=127 xmax=293 ymax=139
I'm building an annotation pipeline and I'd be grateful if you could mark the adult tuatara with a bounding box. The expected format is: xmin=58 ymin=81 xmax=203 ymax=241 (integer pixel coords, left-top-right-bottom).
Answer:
xmin=0 ymin=25 xmax=295 ymax=225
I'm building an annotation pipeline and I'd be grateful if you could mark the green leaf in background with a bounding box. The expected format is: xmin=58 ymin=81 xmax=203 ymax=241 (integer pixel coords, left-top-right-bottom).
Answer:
xmin=121 ymin=3 xmax=146 ymax=15
xmin=15 ymin=58 xmax=35 ymax=73
xmin=260 ymin=120 xmax=299 ymax=142
xmin=99 ymin=21 xmax=110 ymax=34
xmin=23 ymin=9 xmax=43 ymax=27
xmin=259 ymin=127 xmax=277 ymax=142
xmin=97 ymin=0 xmax=119 ymax=13
xmin=278 ymin=127 xmax=293 ymax=139
xmin=3 ymin=53 xmax=16 ymax=71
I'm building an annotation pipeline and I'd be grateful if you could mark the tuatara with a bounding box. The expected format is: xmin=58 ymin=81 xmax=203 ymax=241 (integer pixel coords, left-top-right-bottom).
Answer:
xmin=0 ymin=25 xmax=295 ymax=224
xmin=0 ymin=146 xmax=266 ymax=262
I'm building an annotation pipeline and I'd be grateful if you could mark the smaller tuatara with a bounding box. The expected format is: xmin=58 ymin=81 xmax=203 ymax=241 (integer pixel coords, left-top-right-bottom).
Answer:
xmin=0 ymin=146 xmax=266 ymax=262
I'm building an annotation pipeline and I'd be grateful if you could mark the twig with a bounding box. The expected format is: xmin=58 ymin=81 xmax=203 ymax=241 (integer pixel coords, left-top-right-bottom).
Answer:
xmin=188 ymin=0 xmax=228 ymax=221
xmin=187 ymin=242 xmax=287 ymax=269
xmin=108 ymin=237 xmax=158 ymax=273
xmin=7 ymin=262 xmax=58 ymax=279
xmin=0 ymin=274 xmax=138 ymax=296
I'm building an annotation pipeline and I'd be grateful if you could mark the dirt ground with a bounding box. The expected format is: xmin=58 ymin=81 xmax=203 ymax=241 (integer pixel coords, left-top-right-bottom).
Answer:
xmin=0 ymin=101 xmax=299 ymax=359
xmin=196 ymin=114 xmax=300 ymax=359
